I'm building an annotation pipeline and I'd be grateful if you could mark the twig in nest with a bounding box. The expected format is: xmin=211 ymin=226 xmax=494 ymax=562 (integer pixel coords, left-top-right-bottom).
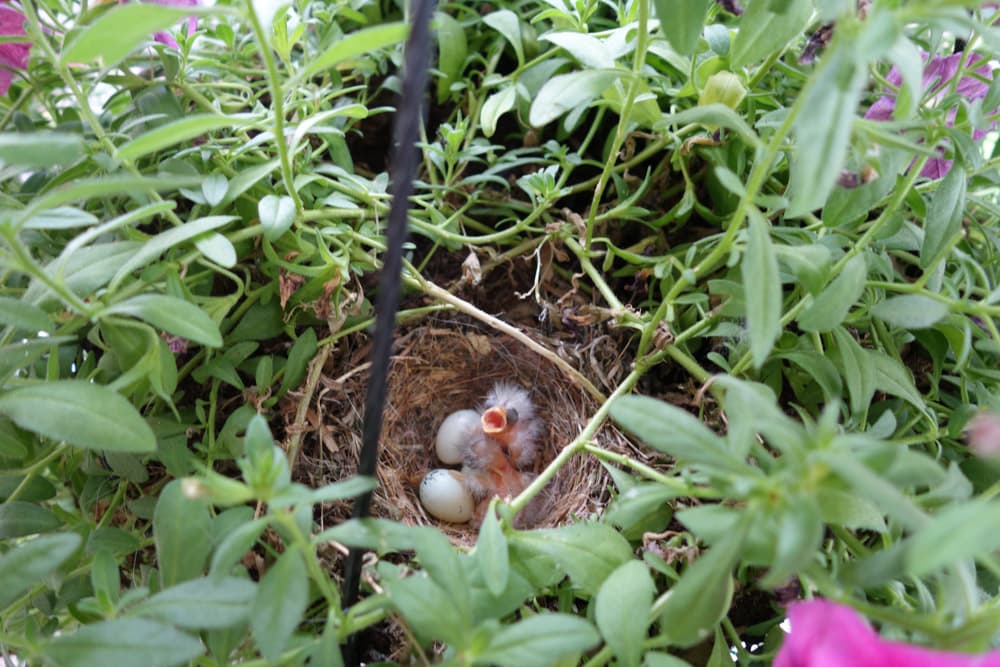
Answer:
xmin=408 ymin=269 xmax=606 ymax=403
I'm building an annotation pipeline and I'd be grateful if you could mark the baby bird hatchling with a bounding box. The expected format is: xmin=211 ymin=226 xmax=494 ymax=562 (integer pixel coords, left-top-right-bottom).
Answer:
xmin=461 ymin=382 xmax=542 ymax=501
xmin=421 ymin=382 xmax=543 ymax=523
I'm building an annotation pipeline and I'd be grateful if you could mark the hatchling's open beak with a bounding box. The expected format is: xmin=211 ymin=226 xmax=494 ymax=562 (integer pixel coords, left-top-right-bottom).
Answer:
xmin=481 ymin=406 xmax=508 ymax=434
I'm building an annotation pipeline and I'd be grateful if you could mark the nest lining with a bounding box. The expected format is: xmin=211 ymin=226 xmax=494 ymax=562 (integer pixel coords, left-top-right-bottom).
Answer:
xmin=297 ymin=317 xmax=633 ymax=546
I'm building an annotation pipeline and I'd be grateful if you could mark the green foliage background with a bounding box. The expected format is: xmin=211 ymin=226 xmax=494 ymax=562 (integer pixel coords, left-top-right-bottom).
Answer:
xmin=1 ymin=0 xmax=1000 ymax=665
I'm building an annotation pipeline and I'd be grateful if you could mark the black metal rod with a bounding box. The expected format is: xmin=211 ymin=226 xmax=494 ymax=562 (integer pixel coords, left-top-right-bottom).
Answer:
xmin=341 ymin=0 xmax=435 ymax=663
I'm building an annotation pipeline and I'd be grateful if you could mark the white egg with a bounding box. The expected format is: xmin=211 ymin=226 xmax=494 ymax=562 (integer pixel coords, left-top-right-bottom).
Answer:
xmin=435 ymin=409 xmax=480 ymax=464
xmin=419 ymin=469 xmax=475 ymax=523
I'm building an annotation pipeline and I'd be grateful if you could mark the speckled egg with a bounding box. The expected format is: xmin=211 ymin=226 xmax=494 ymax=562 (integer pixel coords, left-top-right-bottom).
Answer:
xmin=435 ymin=409 xmax=480 ymax=464
xmin=419 ymin=469 xmax=475 ymax=523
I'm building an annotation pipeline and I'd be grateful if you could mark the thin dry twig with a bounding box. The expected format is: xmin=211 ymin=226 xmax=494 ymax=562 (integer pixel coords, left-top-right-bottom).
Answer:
xmin=409 ymin=271 xmax=606 ymax=403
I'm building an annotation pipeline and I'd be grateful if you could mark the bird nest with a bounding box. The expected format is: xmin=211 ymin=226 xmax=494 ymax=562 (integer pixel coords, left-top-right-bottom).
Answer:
xmin=295 ymin=317 xmax=632 ymax=545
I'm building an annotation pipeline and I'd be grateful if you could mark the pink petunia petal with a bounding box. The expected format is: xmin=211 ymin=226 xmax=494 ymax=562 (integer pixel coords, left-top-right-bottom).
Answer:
xmin=146 ymin=0 xmax=199 ymax=49
xmin=775 ymin=600 xmax=885 ymax=667
xmin=0 ymin=4 xmax=31 ymax=96
xmin=864 ymin=50 xmax=995 ymax=180
xmin=776 ymin=600 xmax=1000 ymax=667
xmin=920 ymin=157 xmax=953 ymax=179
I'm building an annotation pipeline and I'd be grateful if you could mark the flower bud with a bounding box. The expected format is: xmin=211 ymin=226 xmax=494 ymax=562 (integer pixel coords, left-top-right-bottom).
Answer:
xmin=698 ymin=71 xmax=747 ymax=110
xmin=182 ymin=472 xmax=254 ymax=506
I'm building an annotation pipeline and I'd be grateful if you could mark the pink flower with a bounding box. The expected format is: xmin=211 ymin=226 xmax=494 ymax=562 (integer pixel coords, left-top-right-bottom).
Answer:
xmin=147 ymin=0 xmax=199 ymax=50
xmin=967 ymin=412 xmax=1000 ymax=457
xmin=0 ymin=2 xmax=31 ymax=96
xmin=0 ymin=0 xmax=198 ymax=96
xmin=865 ymin=51 xmax=995 ymax=179
xmin=776 ymin=600 xmax=1000 ymax=667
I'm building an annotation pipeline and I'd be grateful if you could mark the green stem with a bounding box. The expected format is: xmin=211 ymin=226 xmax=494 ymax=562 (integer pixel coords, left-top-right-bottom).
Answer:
xmin=6 ymin=443 xmax=69 ymax=503
xmin=582 ymin=443 xmax=718 ymax=497
xmin=727 ymin=158 xmax=928 ymax=376
xmin=636 ymin=77 xmax=808 ymax=359
xmin=18 ymin=3 xmax=184 ymax=228
xmin=583 ymin=0 xmax=650 ymax=251
xmin=244 ymin=0 xmax=304 ymax=213
xmin=0 ymin=228 xmax=94 ymax=316
xmin=510 ymin=360 xmax=649 ymax=513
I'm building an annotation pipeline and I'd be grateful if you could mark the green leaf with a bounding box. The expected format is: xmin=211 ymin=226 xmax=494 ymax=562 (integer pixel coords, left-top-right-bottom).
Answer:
xmin=63 ymin=3 xmax=193 ymax=66
xmin=820 ymin=449 xmax=927 ymax=531
xmin=22 ymin=206 xmax=98 ymax=230
xmin=543 ymin=32 xmax=615 ymax=69
xmin=194 ymin=232 xmax=237 ymax=268
xmin=920 ymin=164 xmax=965 ymax=269
xmin=906 ymin=500 xmax=1000 ymax=577
xmin=86 ymin=526 xmax=141 ymax=555
xmin=604 ymin=483 xmax=676 ymax=540
xmin=270 ymin=476 xmax=375 ymax=507
xmin=202 ymin=174 xmax=228 ymax=207
xmin=509 ymin=522 xmax=632 ymax=595
xmin=43 ymin=618 xmax=203 ymax=667
xmin=309 ymin=624 xmax=345 ymax=667
xmin=105 ymin=294 xmax=222 ymax=348
xmin=278 ymin=328 xmax=317 ymax=396
xmin=476 ymin=614 xmax=600 ymax=667
xmin=529 ymin=69 xmax=620 ymax=128
xmin=476 ymin=507 xmax=509 ymax=597
xmin=797 ymin=254 xmax=867 ymax=332
xmin=481 ymin=86 xmax=517 ymax=138
xmin=760 ymin=498 xmax=823 ymax=588
xmin=91 ymin=550 xmax=121 ymax=607
xmin=0 ymin=532 xmax=80 ymax=609
xmin=713 ymin=376 xmax=806 ymax=456
xmin=0 ymin=132 xmax=84 ymax=168
xmin=218 ymin=158 xmax=281 ymax=207
xmin=435 ymin=12 xmax=468 ymax=103
xmin=731 ymin=0 xmax=812 ymax=66
xmin=777 ymin=348 xmax=843 ymax=402
xmin=17 ymin=176 xmax=199 ymax=229
xmin=867 ymin=350 xmax=927 ymax=415
xmin=412 ymin=527 xmax=471 ymax=621
xmin=22 ymin=242 xmax=136 ymax=305
xmin=314 ymin=518 xmax=427 ymax=553
xmin=0 ymin=338 xmax=67 ymax=383
xmin=483 ymin=10 xmax=524 ymax=65
xmin=653 ymin=0 xmax=710 ymax=55
xmin=830 ymin=326 xmax=875 ymax=416
xmin=0 ymin=296 xmax=52 ymax=332
xmin=822 ymin=156 xmax=899 ymax=228
xmin=660 ymin=104 xmax=761 ymax=149
xmin=111 ymin=215 xmax=236 ymax=289
xmin=131 ymin=576 xmax=256 ymax=630
xmin=251 ymin=547 xmax=309 ymax=664
xmin=299 ymin=23 xmax=408 ymax=81
xmin=0 ymin=381 xmax=155 ymax=453
xmin=816 ymin=487 xmax=886 ymax=532
xmin=259 ymin=195 xmax=297 ymax=241
xmin=210 ymin=518 xmax=269 ymax=578
xmin=595 ymin=561 xmax=654 ymax=667
xmin=645 ymin=653 xmax=696 ymax=667
xmin=383 ymin=568 xmax=470 ymax=646
xmin=154 ymin=480 xmax=213 ymax=587
xmin=0 ymin=419 xmax=30 ymax=461
xmin=0 ymin=501 xmax=62 ymax=538
xmin=871 ymin=294 xmax=949 ymax=330
xmin=743 ymin=210 xmax=781 ymax=368
xmin=118 ymin=116 xmax=238 ymax=162
xmin=611 ymin=395 xmax=737 ymax=470
xmin=788 ymin=48 xmax=866 ymax=216
xmin=659 ymin=522 xmax=747 ymax=646
xmin=468 ymin=560 xmax=536 ymax=624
